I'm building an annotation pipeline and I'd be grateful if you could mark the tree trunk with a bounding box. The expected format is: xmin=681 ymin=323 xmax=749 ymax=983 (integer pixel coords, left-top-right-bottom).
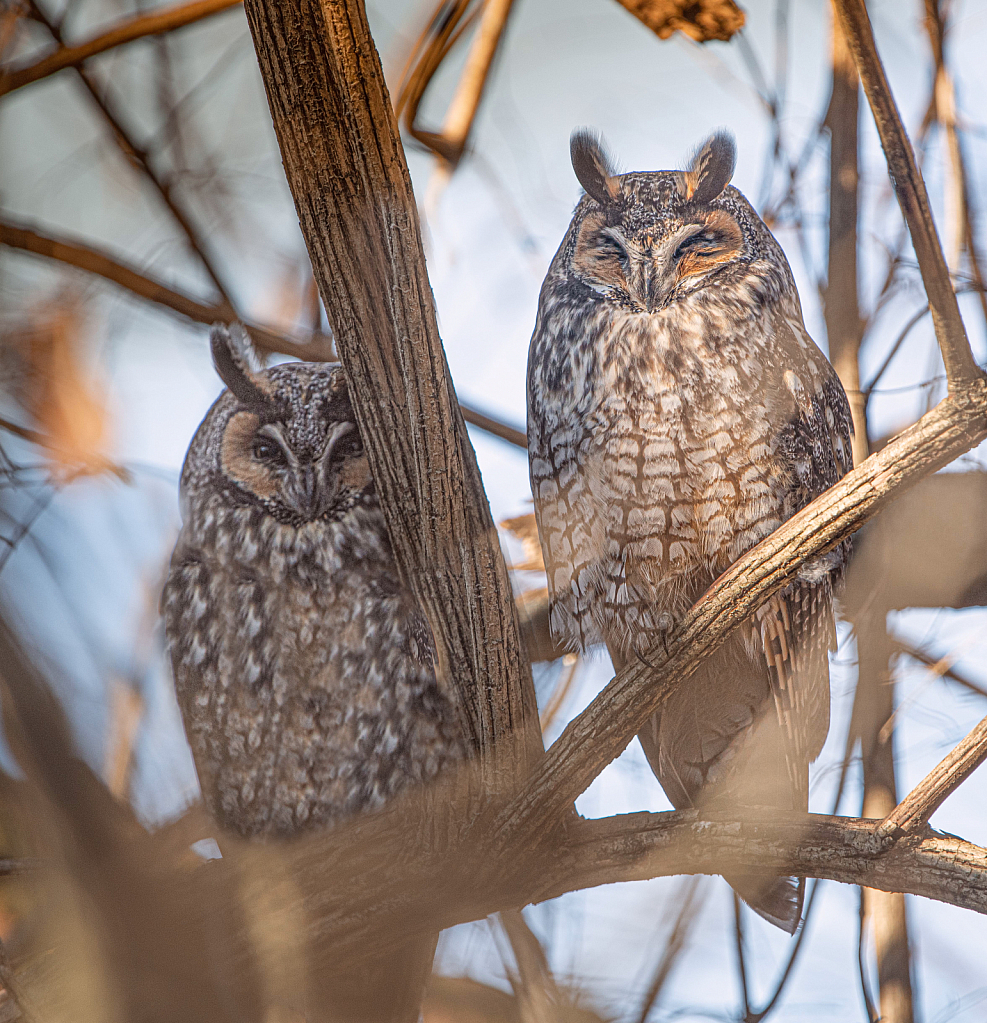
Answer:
xmin=240 ymin=0 xmax=541 ymax=798
xmin=239 ymin=1 xmax=541 ymax=1018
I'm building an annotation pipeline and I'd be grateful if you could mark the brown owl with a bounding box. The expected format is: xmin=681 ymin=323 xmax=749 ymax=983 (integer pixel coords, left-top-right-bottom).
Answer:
xmin=527 ymin=132 xmax=852 ymax=933
xmin=162 ymin=324 xmax=465 ymax=841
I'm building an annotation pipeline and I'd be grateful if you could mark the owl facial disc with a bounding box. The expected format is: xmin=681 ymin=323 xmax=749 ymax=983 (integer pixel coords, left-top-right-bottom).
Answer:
xmin=567 ymin=129 xmax=745 ymax=311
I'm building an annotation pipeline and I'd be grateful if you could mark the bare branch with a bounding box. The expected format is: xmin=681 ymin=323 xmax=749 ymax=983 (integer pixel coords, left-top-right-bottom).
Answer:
xmin=496 ymin=381 xmax=987 ymax=849
xmin=876 ymin=713 xmax=987 ymax=839
xmin=459 ymin=401 xmax=526 ymax=449
xmin=633 ymin=877 xmax=702 ymax=1023
xmin=833 ymin=0 xmax=981 ymax=387
xmin=26 ymin=0 xmax=237 ymax=307
xmin=543 ymin=811 xmax=987 ymax=918
xmin=824 ymin=8 xmax=869 ymax=465
xmin=0 ymin=218 xmax=334 ymax=361
xmin=0 ymin=0 xmax=242 ymax=94
xmin=892 ymin=636 xmax=987 ymax=699
xmin=499 ymin=909 xmax=560 ymax=1023
xmin=429 ymin=0 xmax=516 ymax=169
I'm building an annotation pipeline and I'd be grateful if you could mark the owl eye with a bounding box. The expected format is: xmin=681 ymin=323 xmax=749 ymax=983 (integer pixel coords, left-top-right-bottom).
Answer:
xmin=674 ymin=231 xmax=721 ymax=259
xmin=252 ymin=436 xmax=288 ymax=464
xmin=594 ymin=236 xmax=627 ymax=266
xmin=331 ymin=434 xmax=364 ymax=461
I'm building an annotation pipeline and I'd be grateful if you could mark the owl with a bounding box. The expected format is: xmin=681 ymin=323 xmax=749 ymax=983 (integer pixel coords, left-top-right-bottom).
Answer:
xmin=527 ymin=132 xmax=852 ymax=933
xmin=161 ymin=324 xmax=465 ymax=841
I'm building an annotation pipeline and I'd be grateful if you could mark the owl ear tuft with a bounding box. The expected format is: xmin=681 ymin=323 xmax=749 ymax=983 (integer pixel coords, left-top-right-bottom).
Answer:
xmin=210 ymin=323 xmax=272 ymax=412
xmin=570 ymin=129 xmax=620 ymax=208
xmin=682 ymin=131 xmax=736 ymax=204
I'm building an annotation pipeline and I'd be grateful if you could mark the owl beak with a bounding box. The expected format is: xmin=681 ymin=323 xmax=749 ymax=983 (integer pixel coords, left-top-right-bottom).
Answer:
xmin=629 ymin=258 xmax=675 ymax=313
xmin=288 ymin=463 xmax=322 ymax=518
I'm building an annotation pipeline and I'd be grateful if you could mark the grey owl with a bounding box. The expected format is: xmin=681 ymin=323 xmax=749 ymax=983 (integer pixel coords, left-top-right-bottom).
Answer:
xmin=527 ymin=132 xmax=852 ymax=933
xmin=162 ymin=324 xmax=465 ymax=841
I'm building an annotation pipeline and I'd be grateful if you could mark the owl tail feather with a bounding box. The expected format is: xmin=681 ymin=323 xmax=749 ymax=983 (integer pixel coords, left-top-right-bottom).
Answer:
xmin=726 ymin=873 xmax=804 ymax=935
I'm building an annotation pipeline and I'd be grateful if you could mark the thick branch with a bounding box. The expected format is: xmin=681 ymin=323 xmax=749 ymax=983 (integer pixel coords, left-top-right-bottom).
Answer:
xmin=833 ymin=0 xmax=981 ymax=387
xmin=549 ymin=811 xmax=987 ymax=917
xmin=496 ymin=381 xmax=987 ymax=850
xmin=876 ymin=713 xmax=987 ymax=839
xmin=0 ymin=0 xmax=242 ymax=94
xmin=242 ymin=0 xmax=541 ymax=789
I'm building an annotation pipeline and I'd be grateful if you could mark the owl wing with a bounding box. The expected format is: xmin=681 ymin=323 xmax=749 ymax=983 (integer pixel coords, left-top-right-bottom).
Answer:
xmin=756 ymin=317 xmax=855 ymax=786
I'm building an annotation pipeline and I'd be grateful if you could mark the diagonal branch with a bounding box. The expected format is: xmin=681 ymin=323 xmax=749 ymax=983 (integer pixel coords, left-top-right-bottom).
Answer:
xmin=26 ymin=0 xmax=236 ymax=307
xmin=875 ymin=713 xmax=987 ymax=839
xmin=0 ymin=218 xmax=334 ymax=361
xmin=496 ymin=380 xmax=987 ymax=850
xmin=0 ymin=219 xmax=536 ymax=453
xmin=458 ymin=401 xmax=526 ymax=449
xmin=0 ymin=0 xmax=242 ymax=94
xmin=833 ymin=0 xmax=982 ymax=388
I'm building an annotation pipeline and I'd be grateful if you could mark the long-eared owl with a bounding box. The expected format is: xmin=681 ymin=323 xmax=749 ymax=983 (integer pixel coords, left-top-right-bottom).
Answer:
xmin=526 ymin=132 xmax=852 ymax=933
xmin=162 ymin=324 xmax=465 ymax=840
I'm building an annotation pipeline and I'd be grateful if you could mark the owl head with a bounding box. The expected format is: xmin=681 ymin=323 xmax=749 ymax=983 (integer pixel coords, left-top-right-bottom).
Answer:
xmin=560 ymin=130 xmax=790 ymax=312
xmin=180 ymin=324 xmax=371 ymax=524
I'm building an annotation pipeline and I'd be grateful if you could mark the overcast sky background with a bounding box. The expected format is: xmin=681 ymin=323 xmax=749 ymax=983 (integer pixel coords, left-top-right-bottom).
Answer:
xmin=2 ymin=0 xmax=987 ymax=1018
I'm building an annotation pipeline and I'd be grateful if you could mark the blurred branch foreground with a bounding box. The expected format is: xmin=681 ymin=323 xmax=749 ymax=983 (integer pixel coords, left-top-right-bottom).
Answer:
xmin=3 ymin=0 xmax=987 ymax=1021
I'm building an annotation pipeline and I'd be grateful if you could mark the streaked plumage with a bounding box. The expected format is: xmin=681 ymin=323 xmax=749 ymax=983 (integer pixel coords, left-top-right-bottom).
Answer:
xmin=162 ymin=324 xmax=464 ymax=840
xmin=527 ymin=131 xmax=852 ymax=932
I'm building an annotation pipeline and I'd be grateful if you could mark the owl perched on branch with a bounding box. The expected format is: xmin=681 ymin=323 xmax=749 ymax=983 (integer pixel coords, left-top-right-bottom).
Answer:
xmin=527 ymin=131 xmax=852 ymax=933
xmin=162 ymin=324 xmax=465 ymax=840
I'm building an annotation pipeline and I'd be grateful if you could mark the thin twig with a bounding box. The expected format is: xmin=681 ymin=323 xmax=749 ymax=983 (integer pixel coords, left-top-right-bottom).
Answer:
xmin=924 ymin=0 xmax=987 ymax=329
xmin=538 ymin=654 xmax=579 ymax=734
xmin=459 ymin=401 xmax=526 ymax=449
xmin=876 ymin=712 xmax=987 ymax=839
xmin=26 ymin=0 xmax=236 ymax=306
xmin=834 ymin=0 xmax=981 ymax=387
xmin=858 ymin=889 xmax=879 ymax=1023
xmin=499 ymin=908 xmax=559 ymax=1023
xmin=893 ymin=636 xmax=987 ymax=699
xmin=744 ymin=698 xmax=861 ymax=1023
xmin=733 ymin=892 xmax=752 ymax=1021
xmin=634 ymin=876 xmax=703 ymax=1023
xmin=0 ymin=217 xmax=332 ymax=361
xmin=432 ymin=0 xmax=516 ymax=169
xmin=0 ymin=0 xmax=242 ymax=94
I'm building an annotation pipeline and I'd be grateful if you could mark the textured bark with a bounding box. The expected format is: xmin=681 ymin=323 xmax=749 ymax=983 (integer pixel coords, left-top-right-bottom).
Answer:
xmin=878 ymin=713 xmax=987 ymax=838
xmin=241 ymin=0 xmax=540 ymax=792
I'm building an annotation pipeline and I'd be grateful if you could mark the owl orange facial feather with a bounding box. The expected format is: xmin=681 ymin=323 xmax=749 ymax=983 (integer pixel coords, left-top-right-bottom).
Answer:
xmin=527 ymin=131 xmax=853 ymax=934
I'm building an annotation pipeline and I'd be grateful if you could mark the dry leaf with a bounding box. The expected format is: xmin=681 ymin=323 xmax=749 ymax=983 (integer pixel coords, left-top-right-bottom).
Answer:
xmin=7 ymin=297 xmax=118 ymax=477
xmin=614 ymin=0 xmax=745 ymax=42
xmin=500 ymin=513 xmax=545 ymax=573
